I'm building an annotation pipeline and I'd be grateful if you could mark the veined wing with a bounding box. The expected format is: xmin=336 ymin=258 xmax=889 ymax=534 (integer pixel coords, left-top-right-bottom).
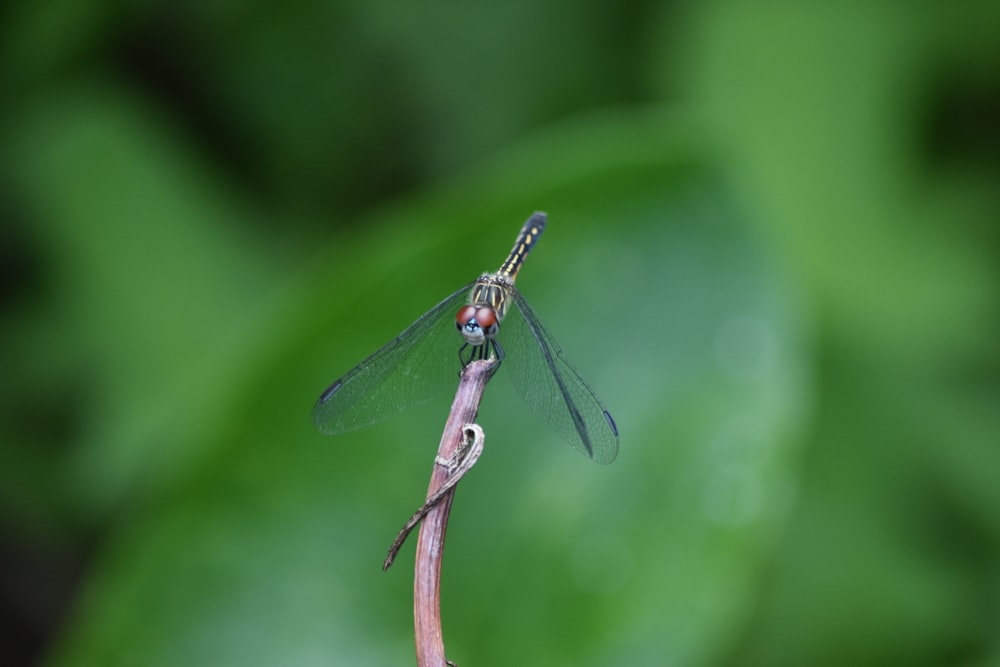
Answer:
xmin=312 ymin=283 xmax=473 ymax=434
xmin=502 ymin=289 xmax=620 ymax=463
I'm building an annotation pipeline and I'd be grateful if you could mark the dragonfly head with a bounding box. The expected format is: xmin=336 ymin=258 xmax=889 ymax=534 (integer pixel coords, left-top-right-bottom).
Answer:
xmin=456 ymin=305 xmax=499 ymax=346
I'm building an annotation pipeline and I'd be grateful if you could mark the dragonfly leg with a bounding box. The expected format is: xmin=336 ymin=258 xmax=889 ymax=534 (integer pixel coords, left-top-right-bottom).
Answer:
xmin=458 ymin=342 xmax=482 ymax=367
xmin=459 ymin=341 xmax=498 ymax=367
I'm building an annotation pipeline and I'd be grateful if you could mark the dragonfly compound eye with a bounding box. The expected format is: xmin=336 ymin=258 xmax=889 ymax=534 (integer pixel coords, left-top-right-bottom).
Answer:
xmin=455 ymin=305 xmax=498 ymax=344
xmin=455 ymin=305 xmax=478 ymax=331
xmin=473 ymin=307 xmax=498 ymax=336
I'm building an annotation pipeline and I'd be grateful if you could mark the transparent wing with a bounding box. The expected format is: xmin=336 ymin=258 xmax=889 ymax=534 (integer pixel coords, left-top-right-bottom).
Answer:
xmin=502 ymin=288 xmax=620 ymax=463
xmin=312 ymin=284 xmax=473 ymax=435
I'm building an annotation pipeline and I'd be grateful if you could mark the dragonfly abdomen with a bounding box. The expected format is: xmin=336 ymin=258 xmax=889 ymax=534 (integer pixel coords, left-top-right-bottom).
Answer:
xmin=498 ymin=212 xmax=546 ymax=280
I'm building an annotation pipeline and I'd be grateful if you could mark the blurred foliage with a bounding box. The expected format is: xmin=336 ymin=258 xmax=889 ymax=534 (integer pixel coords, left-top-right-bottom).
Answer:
xmin=1 ymin=1 xmax=998 ymax=666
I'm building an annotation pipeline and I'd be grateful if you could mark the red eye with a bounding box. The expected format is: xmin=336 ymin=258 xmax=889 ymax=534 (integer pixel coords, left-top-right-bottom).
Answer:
xmin=456 ymin=305 xmax=477 ymax=328
xmin=474 ymin=307 xmax=497 ymax=328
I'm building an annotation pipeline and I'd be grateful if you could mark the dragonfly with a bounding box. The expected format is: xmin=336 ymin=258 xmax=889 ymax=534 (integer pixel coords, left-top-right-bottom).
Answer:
xmin=312 ymin=212 xmax=619 ymax=464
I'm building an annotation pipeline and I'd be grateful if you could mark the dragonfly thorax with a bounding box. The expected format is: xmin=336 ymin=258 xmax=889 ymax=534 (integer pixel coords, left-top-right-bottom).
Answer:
xmin=455 ymin=304 xmax=499 ymax=346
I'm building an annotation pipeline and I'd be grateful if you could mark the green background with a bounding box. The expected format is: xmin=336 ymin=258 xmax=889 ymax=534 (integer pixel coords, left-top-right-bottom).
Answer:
xmin=2 ymin=2 xmax=998 ymax=666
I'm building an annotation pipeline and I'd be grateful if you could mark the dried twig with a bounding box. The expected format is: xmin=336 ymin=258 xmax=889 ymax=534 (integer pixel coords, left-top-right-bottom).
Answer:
xmin=401 ymin=358 xmax=495 ymax=667
xmin=383 ymin=423 xmax=484 ymax=571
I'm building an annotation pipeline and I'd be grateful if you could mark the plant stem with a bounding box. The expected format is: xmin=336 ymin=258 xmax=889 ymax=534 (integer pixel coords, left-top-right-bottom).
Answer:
xmin=413 ymin=359 xmax=494 ymax=667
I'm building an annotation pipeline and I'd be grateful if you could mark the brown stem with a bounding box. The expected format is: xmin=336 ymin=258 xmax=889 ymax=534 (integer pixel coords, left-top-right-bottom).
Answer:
xmin=413 ymin=359 xmax=495 ymax=667
xmin=384 ymin=423 xmax=484 ymax=572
